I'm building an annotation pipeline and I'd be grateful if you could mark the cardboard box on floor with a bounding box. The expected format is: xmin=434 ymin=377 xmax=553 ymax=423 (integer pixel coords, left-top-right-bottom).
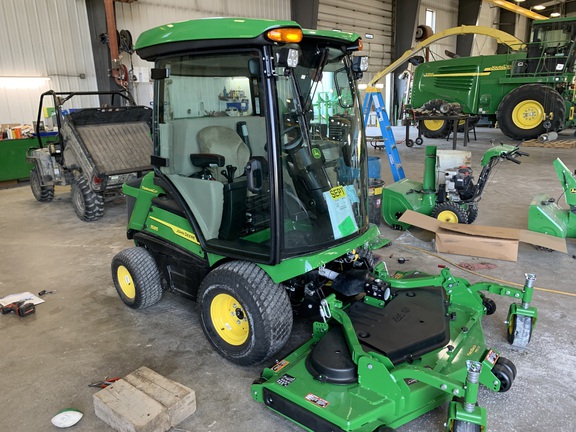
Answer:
xmin=399 ymin=210 xmax=567 ymax=261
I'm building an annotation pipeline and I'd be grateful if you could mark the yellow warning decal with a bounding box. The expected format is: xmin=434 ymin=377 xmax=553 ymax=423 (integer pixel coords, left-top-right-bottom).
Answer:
xmin=423 ymin=71 xmax=491 ymax=78
xmin=149 ymin=216 xmax=199 ymax=244
xmin=142 ymin=186 xmax=159 ymax=194
xmin=328 ymin=185 xmax=346 ymax=200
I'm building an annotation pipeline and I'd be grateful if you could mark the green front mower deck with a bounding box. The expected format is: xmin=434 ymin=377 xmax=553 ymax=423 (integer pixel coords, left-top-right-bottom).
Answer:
xmin=252 ymin=268 xmax=537 ymax=432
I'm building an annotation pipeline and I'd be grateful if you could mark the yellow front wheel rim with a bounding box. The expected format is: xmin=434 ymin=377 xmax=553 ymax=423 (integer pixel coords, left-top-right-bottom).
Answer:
xmin=210 ymin=293 xmax=249 ymax=346
xmin=423 ymin=119 xmax=446 ymax=132
xmin=437 ymin=210 xmax=459 ymax=223
xmin=117 ymin=265 xmax=136 ymax=300
xmin=512 ymin=99 xmax=545 ymax=129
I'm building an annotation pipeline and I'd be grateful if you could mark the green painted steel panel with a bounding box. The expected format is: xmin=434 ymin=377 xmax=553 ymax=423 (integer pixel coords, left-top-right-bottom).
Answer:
xmin=0 ymin=137 xmax=45 ymax=182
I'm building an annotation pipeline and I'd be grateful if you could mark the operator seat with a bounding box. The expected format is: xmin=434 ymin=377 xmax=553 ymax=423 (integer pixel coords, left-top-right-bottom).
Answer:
xmin=197 ymin=125 xmax=251 ymax=183
xmin=196 ymin=125 xmax=251 ymax=240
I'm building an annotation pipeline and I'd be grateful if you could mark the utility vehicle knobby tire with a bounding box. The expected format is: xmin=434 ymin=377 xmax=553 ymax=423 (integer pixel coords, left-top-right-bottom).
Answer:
xmin=431 ymin=202 xmax=469 ymax=224
xmin=111 ymin=247 xmax=162 ymax=309
xmin=199 ymin=261 xmax=293 ymax=366
xmin=497 ymin=84 xmax=565 ymax=140
xmin=29 ymin=166 xmax=54 ymax=202
xmin=451 ymin=420 xmax=481 ymax=432
xmin=71 ymin=175 xmax=104 ymax=221
xmin=507 ymin=313 xmax=533 ymax=347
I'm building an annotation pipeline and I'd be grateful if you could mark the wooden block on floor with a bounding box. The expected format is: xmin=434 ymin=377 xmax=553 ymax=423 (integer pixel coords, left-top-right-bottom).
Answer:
xmin=93 ymin=379 xmax=170 ymax=432
xmin=123 ymin=366 xmax=197 ymax=427
xmin=93 ymin=367 xmax=196 ymax=432
xmin=523 ymin=139 xmax=576 ymax=148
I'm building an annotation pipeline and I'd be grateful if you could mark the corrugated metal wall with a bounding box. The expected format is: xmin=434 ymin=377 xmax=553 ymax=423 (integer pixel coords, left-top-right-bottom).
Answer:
xmin=114 ymin=0 xmax=291 ymax=106
xmin=317 ymin=0 xmax=394 ymax=81
xmin=0 ymin=0 xmax=99 ymax=124
xmin=419 ymin=0 xmax=459 ymax=60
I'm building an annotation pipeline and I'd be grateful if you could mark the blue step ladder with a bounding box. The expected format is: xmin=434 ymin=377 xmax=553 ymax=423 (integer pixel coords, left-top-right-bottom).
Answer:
xmin=362 ymin=89 xmax=405 ymax=181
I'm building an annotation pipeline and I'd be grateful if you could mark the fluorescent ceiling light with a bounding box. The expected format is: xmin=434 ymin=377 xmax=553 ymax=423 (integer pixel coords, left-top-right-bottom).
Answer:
xmin=550 ymin=12 xmax=561 ymax=17
xmin=0 ymin=76 xmax=50 ymax=89
xmin=532 ymin=5 xmax=546 ymax=10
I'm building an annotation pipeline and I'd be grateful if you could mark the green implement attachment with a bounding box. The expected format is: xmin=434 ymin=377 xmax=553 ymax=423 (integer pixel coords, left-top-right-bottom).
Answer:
xmin=252 ymin=270 xmax=538 ymax=431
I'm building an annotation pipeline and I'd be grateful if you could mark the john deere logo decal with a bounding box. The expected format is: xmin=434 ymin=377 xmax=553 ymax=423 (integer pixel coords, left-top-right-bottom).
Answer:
xmin=148 ymin=216 xmax=199 ymax=244
xmin=312 ymin=148 xmax=321 ymax=159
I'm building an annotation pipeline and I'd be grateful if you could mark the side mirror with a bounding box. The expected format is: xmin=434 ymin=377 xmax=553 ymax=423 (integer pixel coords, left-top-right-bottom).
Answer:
xmin=151 ymin=68 xmax=170 ymax=80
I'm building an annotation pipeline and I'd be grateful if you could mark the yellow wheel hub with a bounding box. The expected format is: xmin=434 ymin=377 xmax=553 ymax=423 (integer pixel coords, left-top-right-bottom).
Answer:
xmin=423 ymin=119 xmax=446 ymax=132
xmin=512 ymin=100 xmax=545 ymax=130
xmin=117 ymin=265 xmax=136 ymax=300
xmin=210 ymin=293 xmax=249 ymax=346
xmin=437 ymin=210 xmax=459 ymax=223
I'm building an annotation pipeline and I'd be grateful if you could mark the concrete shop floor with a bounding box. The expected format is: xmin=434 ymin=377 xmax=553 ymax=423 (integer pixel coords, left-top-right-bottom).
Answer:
xmin=1 ymin=126 xmax=575 ymax=432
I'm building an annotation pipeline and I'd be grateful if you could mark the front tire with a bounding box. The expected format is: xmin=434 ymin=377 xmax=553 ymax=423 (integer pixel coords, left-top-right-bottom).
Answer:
xmin=30 ymin=166 xmax=54 ymax=202
xmin=111 ymin=247 xmax=162 ymax=309
xmin=497 ymin=84 xmax=565 ymax=140
xmin=71 ymin=175 xmax=104 ymax=221
xmin=199 ymin=261 xmax=293 ymax=366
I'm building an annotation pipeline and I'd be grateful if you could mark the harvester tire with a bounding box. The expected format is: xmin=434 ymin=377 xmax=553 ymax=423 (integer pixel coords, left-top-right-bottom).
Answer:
xmin=111 ymin=247 xmax=163 ymax=309
xmin=30 ymin=166 xmax=54 ymax=202
xmin=497 ymin=84 xmax=565 ymax=140
xmin=420 ymin=118 xmax=452 ymax=139
xmin=71 ymin=175 xmax=104 ymax=221
xmin=199 ymin=261 xmax=293 ymax=366
xmin=431 ymin=202 xmax=468 ymax=224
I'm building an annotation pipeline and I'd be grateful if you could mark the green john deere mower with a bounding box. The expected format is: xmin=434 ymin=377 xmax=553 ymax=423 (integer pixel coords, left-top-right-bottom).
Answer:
xmin=111 ymin=18 xmax=538 ymax=432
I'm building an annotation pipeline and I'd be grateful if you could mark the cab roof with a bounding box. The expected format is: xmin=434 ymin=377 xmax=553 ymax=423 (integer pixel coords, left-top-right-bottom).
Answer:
xmin=135 ymin=17 xmax=360 ymax=61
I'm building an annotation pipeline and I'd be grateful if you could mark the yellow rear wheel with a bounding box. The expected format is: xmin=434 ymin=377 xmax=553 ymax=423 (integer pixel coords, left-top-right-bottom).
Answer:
xmin=511 ymin=99 xmax=545 ymax=130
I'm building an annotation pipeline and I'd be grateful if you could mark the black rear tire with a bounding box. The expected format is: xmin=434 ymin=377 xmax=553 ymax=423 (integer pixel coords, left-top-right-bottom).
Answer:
xmin=497 ymin=84 xmax=565 ymax=140
xmin=71 ymin=175 xmax=104 ymax=221
xmin=30 ymin=166 xmax=54 ymax=202
xmin=199 ymin=261 xmax=293 ymax=366
xmin=111 ymin=247 xmax=163 ymax=309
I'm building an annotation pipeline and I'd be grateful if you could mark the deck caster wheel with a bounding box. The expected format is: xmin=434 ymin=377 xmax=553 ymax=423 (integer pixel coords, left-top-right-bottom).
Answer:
xmin=496 ymin=356 xmax=517 ymax=380
xmin=406 ymin=139 xmax=414 ymax=147
xmin=482 ymin=297 xmax=496 ymax=315
xmin=492 ymin=359 xmax=515 ymax=392
xmin=451 ymin=420 xmax=481 ymax=432
xmin=415 ymin=137 xmax=423 ymax=145
xmin=374 ymin=427 xmax=395 ymax=432
xmin=507 ymin=313 xmax=533 ymax=347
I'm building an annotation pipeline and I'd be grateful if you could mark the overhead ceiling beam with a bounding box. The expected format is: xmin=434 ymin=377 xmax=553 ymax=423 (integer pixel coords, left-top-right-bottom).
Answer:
xmin=484 ymin=0 xmax=548 ymax=20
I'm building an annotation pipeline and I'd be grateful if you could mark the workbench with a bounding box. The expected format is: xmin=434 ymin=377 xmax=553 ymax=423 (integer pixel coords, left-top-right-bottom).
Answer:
xmin=407 ymin=114 xmax=472 ymax=150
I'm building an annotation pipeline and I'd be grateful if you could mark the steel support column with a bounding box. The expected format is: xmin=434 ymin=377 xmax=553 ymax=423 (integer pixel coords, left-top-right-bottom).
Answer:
xmin=291 ymin=0 xmax=319 ymax=29
xmin=456 ymin=0 xmax=482 ymax=57
xmin=393 ymin=0 xmax=421 ymax=121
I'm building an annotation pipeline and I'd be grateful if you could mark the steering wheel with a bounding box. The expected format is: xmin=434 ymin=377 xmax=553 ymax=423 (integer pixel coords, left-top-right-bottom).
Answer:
xmin=281 ymin=125 xmax=304 ymax=151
